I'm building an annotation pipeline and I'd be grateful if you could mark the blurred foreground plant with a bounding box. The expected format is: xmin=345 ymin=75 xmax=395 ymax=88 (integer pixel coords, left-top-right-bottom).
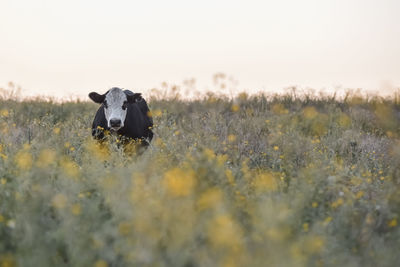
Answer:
xmin=0 ymin=90 xmax=399 ymax=267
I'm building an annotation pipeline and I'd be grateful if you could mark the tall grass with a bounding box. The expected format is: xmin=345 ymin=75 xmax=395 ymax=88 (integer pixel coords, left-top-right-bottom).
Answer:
xmin=0 ymin=89 xmax=399 ymax=267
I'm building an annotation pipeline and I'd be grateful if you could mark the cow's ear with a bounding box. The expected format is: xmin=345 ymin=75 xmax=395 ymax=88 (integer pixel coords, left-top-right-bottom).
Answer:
xmin=89 ymin=92 xmax=106 ymax=104
xmin=127 ymin=93 xmax=142 ymax=103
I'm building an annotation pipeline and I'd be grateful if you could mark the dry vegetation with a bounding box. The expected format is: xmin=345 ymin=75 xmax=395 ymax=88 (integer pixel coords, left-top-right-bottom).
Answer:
xmin=0 ymin=85 xmax=400 ymax=267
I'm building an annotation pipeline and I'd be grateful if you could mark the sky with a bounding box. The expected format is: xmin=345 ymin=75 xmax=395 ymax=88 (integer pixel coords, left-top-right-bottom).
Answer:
xmin=0 ymin=0 xmax=399 ymax=99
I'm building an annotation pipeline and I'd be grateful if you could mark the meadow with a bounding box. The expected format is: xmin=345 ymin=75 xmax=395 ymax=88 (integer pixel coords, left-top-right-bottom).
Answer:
xmin=0 ymin=85 xmax=399 ymax=267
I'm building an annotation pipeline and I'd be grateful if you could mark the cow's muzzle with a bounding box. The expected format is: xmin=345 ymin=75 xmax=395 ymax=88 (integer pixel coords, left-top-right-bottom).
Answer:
xmin=110 ymin=118 xmax=122 ymax=130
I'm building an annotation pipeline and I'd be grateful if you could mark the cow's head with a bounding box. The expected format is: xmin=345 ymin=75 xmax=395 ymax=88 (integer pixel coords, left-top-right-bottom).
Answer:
xmin=89 ymin=87 xmax=142 ymax=131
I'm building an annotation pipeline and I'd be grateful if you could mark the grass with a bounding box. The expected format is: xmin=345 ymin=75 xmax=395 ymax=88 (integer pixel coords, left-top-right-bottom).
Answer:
xmin=0 ymin=87 xmax=399 ymax=267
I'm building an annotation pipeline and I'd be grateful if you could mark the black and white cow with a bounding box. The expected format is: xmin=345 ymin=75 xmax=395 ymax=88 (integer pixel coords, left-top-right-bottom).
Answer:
xmin=89 ymin=87 xmax=153 ymax=145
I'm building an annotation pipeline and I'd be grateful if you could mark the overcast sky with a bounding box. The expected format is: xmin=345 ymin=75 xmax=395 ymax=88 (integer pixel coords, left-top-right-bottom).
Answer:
xmin=0 ymin=0 xmax=399 ymax=98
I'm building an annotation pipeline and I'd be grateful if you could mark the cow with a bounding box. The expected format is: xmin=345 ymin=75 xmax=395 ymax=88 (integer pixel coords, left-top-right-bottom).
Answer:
xmin=89 ymin=87 xmax=153 ymax=146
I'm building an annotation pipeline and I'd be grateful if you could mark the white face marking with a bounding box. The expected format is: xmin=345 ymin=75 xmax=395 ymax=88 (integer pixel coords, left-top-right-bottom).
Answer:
xmin=104 ymin=88 xmax=128 ymax=131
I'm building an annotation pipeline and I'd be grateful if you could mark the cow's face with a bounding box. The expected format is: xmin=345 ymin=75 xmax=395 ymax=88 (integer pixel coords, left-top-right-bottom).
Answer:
xmin=89 ymin=88 xmax=142 ymax=131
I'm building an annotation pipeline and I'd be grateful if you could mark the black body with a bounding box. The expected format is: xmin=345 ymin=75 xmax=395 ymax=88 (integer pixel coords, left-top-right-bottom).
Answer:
xmin=91 ymin=90 xmax=153 ymax=143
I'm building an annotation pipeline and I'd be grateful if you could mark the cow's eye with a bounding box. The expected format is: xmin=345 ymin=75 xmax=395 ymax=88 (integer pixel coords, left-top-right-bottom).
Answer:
xmin=104 ymin=101 xmax=108 ymax=108
xmin=122 ymin=101 xmax=127 ymax=110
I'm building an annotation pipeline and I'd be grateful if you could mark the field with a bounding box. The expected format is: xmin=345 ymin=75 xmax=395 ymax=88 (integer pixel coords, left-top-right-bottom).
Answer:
xmin=0 ymin=87 xmax=400 ymax=267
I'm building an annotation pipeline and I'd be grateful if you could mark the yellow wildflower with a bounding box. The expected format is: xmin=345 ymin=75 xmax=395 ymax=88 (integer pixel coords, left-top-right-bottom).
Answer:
xmin=60 ymin=157 xmax=79 ymax=178
xmin=323 ymin=216 xmax=332 ymax=226
xmin=231 ymin=104 xmax=240 ymax=112
xmin=331 ymin=198 xmax=344 ymax=208
xmin=94 ymin=260 xmax=108 ymax=267
xmin=303 ymin=106 xmax=318 ymax=119
xmin=71 ymin=204 xmax=81 ymax=216
xmin=150 ymin=109 xmax=162 ymax=117
xmin=118 ymin=221 xmax=132 ymax=235
xmin=227 ymin=134 xmax=236 ymax=143
xmin=388 ymin=218 xmax=397 ymax=228
xmin=197 ymin=188 xmax=222 ymax=211
xmin=272 ymin=103 xmax=289 ymax=114
xmin=15 ymin=150 xmax=33 ymax=170
xmin=208 ymin=215 xmax=242 ymax=250
xmin=0 ymin=109 xmax=9 ymax=117
xmin=163 ymin=167 xmax=196 ymax=197
xmin=0 ymin=253 xmax=16 ymax=267
xmin=304 ymin=235 xmax=325 ymax=253
xmin=36 ymin=149 xmax=56 ymax=168
xmin=265 ymin=226 xmax=291 ymax=242
xmin=238 ymin=92 xmax=248 ymax=100
xmin=253 ymin=172 xmax=278 ymax=192
xmin=355 ymin=191 xmax=364 ymax=199
xmin=203 ymin=148 xmax=215 ymax=159
xmin=52 ymin=194 xmax=67 ymax=209
xmin=85 ymin=140 xmax=109 ymax=161
xmin=338 ymin=113 xmax=351 ymax=127
xmin=225 ymin=169 xmax=235 ymax=185
xmin=216 ymin=154 xmax=228 ymax=166
xmin=53 ymin=127 xmax=61 ymax=135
